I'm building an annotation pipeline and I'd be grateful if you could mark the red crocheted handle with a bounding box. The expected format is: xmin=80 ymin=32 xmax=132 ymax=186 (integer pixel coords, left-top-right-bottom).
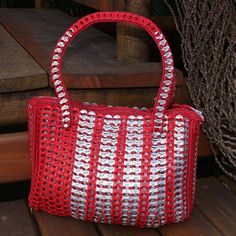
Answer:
xmin=50 ymin=12 xmax=175 ymax=128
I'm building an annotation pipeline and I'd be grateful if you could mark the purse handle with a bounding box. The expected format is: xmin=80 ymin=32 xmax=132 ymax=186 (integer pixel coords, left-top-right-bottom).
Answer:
xmin=50 ymin=12 xmax=175 ymax=128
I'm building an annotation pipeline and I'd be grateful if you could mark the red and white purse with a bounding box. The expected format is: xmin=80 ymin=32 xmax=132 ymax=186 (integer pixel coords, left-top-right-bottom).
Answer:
xmin=27 ymin=12 xmax=203 ymax=228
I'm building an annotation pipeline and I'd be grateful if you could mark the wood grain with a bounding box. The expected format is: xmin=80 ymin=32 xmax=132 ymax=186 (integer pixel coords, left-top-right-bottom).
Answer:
xmin=73 ymin=0 xmax=115 ymax=11
xmin=0 ymin=25 xmax=48 ymax=93
xmin=0 ymin=86 xmax=187 ymax=127
xmin=0 ymin=88 xmax=51 ymax=127
xmin=0 ymin=132 xmax=31 ymax=183
xmin=0 ymin=9 xmax=183 ymax=89
xmin=195 ymin=177 xmax=236 ymax=235
xmin=68 ymin=86 xmax=191 ymax=113
xmin=159 ymin=208 xmax=221 ymax=236
xmin=218 ymin=175 xmax=236 ymax=194
xmin=97 ymin=223 xmax=159 ymax=236
xmin=0 ymin=200 xmax=39 ymax=236
xmin=34 ymin=210 xmax=99 ymax=236
xmin=116 ymin=0 xmax=151 ymax=62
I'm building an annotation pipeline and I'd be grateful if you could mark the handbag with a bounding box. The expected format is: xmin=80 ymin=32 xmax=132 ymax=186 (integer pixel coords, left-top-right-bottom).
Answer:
xmin=27 ymin=11 xmax=204 ymax=228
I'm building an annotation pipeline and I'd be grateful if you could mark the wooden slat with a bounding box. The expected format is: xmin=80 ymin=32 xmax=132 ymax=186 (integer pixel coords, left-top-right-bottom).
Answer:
xmin=0 ymin=200 xmax=39 ymax=236
xmin=73 ymin=0 xmax=115 ymax=11
xmin=0 ymin=25 xmax=48 ymax=93
xmin=33 ymin=211 xmax=99 ymax=236
xmin=0 ymin=9 xmax=183 ymax=89
xmin=159 ymin=208 xmax=221 ymax=236
xmin=97 ymin=223 xmax=159 ymax=236
xmin=0 ymin=88 xmax=51 ymax=126
xmin=0 ymin=86 xmax=186 ymax=126
xmin=218 ymin=175 xmax=236 ymax=194
xmin=74 ymin=0 xmax=177 ymax=34
xmin=116 ymin=0 xmax=151 ymax=62
xmin=195 ymin=177 xmax=236 ymax=235
xmin=0 ymin=132 xmax=30 ymax=183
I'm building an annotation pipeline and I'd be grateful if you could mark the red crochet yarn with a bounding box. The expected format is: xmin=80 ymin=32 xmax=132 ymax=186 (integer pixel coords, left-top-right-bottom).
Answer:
xmin=27 ymin=12 xmax=203 ymax=228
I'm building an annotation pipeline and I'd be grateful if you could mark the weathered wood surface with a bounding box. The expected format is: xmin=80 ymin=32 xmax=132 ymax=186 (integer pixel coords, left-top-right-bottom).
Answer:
xmin=34 ymin=211 xmax=99 ymax=236
xmin=73 ymin=0 xmax=115 ymax=11
xmin=0 ymin=88 xmax=51 ymax=127
xmin=0 ymin=200 xmax=38 ymax=236
xmin=0 ymin=25 xmax=48 ymax=93
xmin=0 ymin=9 xmax=183 ymax=89
xmin=69 ymin=86 xmax=189 ymax=108
xmin=0 ymin=132 xmax=30 ymax=183
xmin=0 ymin=86 xmax=188 ymax=127
xmin=64 ymin=1 xmax=177 ymax=32
xmin=159 ymin=208 xmax=221 ymax=236
xmin=218 ymin=175 xmax=236 ymax=194
xmin=98 ymin=223 xmax=159 ymax=236
xmin=116 ymin=0 xmax=151 ymax=62
xmin=195 ymin=177 xmax=236 ymax=235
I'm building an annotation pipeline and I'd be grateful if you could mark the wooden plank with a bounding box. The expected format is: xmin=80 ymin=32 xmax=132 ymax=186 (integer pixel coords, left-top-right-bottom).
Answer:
xmin=69 ymin=86 xmax=189 ymax=109
xmin=73 ymin=0 xmax=115 ymax=11
xmin=0 ymin=86 xmax=185 ymax=127
xmin=33 ymin=211 xmax=99 ymax=236
xmin=0 ymin=88 xmax=51 ymax=126
xmin=97 ymin=223 xmax=159 ymax=236
xmin=0 ymin=25 xmax=48 ymax=93
xmin=0 ymin=132 xmax=31 ymax=183
xmin=116 ymin=0 xmax=151 ymax=62
xmin=0 ymin=200 xmax=39 ymax=236
xmin=195 ymin=177 xmax=236 ymax=235
xmin=159 ymin=208 xmax=221 ymax=236
xmin=0 ymin=9 xmax=183 ymax=89
xmin=218 ymin=175 xmax=236 ymax=194
xmin=69 ymin=87 xmax=158 ymax=108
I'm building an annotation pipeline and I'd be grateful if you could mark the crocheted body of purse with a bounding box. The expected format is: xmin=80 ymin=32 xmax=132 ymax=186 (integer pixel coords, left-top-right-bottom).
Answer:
xmin=27 ymin=12 xmax=203 ymax=228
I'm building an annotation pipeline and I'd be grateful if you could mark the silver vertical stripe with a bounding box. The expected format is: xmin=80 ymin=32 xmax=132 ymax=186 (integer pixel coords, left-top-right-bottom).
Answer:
xmin=70 ymin=110 xmax=95 ymax=220
xmin=94 ymin=115 xmax=120 ymax=223
xmin=174 ymin=116 xmax=188 ymax=222
xmin=122 ymin=115 xmax=143 ymax=226
xmin=146 ymin=117 xmax=168 ymax=227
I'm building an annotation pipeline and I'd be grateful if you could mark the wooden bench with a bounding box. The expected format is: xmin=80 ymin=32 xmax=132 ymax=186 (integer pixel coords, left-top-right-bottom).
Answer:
xmin=0 ymin=8 xmax=226 ymax=236
xmin=0 ymin=9 xmax=184 ymax=127
xmin=1 ymin=176 xmax=236 ymax=235
xmin=0 ymin=8 xmax=210 ymax=151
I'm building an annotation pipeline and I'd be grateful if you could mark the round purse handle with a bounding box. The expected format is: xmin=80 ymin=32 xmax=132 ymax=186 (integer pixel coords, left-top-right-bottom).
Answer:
xmin=50 ymin=12 xmax=175 ymax=128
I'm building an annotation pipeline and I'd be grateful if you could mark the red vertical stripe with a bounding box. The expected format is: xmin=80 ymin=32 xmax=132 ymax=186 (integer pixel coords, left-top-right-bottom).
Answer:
xmin=136 ymin=116 xmax=153 ymax=227
xmin=111 ymin=116 xmax=127 ymax=224
xmin=164 ymin=117 xmax=176 ymax=223
xmin=186 ymin=121 xmax=201 ymax=218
